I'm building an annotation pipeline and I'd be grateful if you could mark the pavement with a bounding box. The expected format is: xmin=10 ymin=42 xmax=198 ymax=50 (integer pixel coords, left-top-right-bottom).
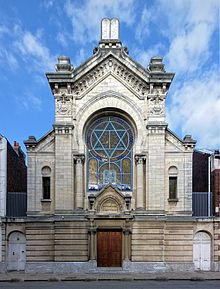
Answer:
xmin=0 ymin=271 xmax=220 ymax=282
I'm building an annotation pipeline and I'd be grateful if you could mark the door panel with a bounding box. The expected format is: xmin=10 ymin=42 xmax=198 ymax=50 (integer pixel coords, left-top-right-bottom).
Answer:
xmin=193 ymin=231 xmax=211 ymax=271
xmin=8 ymin=232 xmax=26 ymax=271
xmin=97 ymin=230 xmax=122 ymax=267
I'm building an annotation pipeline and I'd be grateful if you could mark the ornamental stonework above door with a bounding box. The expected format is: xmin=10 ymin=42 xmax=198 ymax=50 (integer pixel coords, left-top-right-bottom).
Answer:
xmin=91 ymin=184 xmax=127 ymax=214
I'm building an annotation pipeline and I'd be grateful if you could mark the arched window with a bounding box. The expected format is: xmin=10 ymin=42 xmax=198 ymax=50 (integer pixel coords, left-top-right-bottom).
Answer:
xmin=41 ymin=166 xmax=51 ymax=200
xmin=168 ymin=166 xmax=178 ymax=201
xmin=86 ymin=116 xmax=134 ymax=192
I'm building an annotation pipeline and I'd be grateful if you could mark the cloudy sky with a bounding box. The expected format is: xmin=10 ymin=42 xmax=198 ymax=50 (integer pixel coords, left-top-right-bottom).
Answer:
xmin=0 ymin=0 xmax=219 ymax=151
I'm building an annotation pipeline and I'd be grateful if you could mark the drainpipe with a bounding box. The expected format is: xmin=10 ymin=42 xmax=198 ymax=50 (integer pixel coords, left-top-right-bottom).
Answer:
xmin=208 ymin=154 xmax=211 ymax=217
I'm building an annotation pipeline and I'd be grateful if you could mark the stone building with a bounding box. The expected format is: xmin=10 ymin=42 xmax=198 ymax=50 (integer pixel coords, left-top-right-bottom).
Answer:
xmin=0 ymin=135 xmax=27 ymax=271
xmin=1 ymin=19 xmax=220 ymax=272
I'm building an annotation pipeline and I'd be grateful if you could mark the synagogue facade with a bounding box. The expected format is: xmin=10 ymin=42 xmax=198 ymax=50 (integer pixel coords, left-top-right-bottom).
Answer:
xmin=1 ymin=19 xmax=220 ymax=273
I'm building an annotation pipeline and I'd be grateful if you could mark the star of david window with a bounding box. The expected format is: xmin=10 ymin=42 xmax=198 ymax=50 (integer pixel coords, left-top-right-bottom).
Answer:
xmin=86 ymin=116 xmax=134 ymax=192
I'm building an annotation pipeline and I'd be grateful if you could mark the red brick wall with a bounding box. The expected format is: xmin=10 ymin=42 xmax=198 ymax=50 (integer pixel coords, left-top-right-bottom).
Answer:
xmin=7 ymin=141 xmax=27 ymax=192
xmin=193 ymin=151 xmax=209 ymax=192
xmin=212 ymin=169 xmax=220 ymax=217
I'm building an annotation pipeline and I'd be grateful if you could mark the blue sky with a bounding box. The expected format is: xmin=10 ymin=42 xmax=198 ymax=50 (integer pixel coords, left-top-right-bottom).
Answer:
xmin=0 ymin=0 xmax=219 ymax=152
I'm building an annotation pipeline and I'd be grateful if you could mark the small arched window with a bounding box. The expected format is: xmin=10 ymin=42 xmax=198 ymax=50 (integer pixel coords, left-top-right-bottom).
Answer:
xmin=41 ymin=166 xmax=51 ymax=200
xmin=168 ymin=166 xmax=178 ymax=201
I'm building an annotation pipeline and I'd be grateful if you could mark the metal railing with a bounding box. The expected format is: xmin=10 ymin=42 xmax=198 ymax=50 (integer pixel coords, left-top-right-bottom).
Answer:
xmin=192 ymin=191 xmax=213 ymax=217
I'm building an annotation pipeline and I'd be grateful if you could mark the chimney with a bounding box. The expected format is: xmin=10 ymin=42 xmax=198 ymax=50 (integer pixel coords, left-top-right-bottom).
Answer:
xmin=14 ymin=141 xmax=19 ymax=155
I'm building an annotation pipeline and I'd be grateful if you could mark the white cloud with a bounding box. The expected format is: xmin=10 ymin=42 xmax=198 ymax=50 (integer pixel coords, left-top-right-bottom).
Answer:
xmin=17 ymin=92 xmax=42 ymax=111
xmin=0 ymin=48 xmax=18 ymax=70
xmin=134 ymin=44 xmax=164 ymax=68
xmin=64 ymin=0 xmax=135 ymax=44
xmin=167 ymin=22 xmax=213 ymax=73
xmin=155 ymin=0 xmax=219 ymax=73
xmin=15 ymin=31 xmax=55 ymax=71
xmin=56 ymin=32 xmax=68 ymax=48
xmin=41 ymin=0 xmax=55 ymax=9
xmin=135 ymin=6 xmax=152 ymax=42
xmin=167 ymin=67 xmax=220 ymax=148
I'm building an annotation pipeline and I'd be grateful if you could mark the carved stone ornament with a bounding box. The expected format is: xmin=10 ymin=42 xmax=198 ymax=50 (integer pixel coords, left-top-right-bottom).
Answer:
xmin=72 ymin=57 xmax=148 ymax=98
xmin=93 ymin=184 xmax=126 ymax=214
xmin=56 ymin=94 xmax=72 ymax=115
xmin=149 ymin=94 xmax=165 ymax=115
xmin=100 ymin=198 xmax=121 ymax=213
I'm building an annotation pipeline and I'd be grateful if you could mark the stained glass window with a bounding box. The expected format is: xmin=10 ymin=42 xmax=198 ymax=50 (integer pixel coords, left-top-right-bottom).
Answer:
xmin=86 ymin=116 xmax=134 ymax=191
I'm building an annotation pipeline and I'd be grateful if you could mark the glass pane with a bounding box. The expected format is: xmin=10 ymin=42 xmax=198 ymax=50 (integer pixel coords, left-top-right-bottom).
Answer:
xmin=169 ymin=177 xmax=177 ymax=199
xmin=123 ymin=159 xmax=131 ymax=173
xmin=86 ymin=115 xmax=134 ymax=191
xmin=123 ymin=174 xmax=131 ymax=185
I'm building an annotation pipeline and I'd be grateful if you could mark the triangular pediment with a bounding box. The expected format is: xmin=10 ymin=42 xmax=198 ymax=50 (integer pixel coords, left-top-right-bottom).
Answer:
xmin=72 ymin=54 xmax=149 ymax=100
xmin=165 ymin=129 xmax=185 ymax=152
xmin=94 ymin=184 xmax=126 ymax=214
xmin=35 ymin=130 xmax=55 ymax=153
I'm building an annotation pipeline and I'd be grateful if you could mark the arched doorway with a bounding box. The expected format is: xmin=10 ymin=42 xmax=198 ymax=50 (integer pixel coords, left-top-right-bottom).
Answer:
xmin=7 ymin=231 xmax=26 ymax=271
xmin=193 ymin=231 xmax=211 ymax=271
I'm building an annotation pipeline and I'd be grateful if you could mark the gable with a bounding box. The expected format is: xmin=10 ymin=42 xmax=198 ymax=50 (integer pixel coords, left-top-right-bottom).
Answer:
xmin=35 ymin=130 xmax=55 ymax=153
xmin=93 ymin=184 xmax=127 ymax=214
xmin=78 ymin=73 xmax=144 ymax=103
xmin=165 ymin=129 xmax=185 ymax=153
xmin=72 ymin=55 xmax=149 ymax=100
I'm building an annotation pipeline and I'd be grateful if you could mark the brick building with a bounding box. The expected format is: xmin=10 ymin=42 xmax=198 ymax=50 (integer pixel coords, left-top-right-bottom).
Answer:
xmin=1 ymin=19 xmax=220 ymax=273
xmin=0 ymin=134 xmax=27 ymax=271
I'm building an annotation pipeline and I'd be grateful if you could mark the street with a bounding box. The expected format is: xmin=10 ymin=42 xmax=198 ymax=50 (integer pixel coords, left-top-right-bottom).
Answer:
xmin=0 ymin=281 xmax=220 ymax=289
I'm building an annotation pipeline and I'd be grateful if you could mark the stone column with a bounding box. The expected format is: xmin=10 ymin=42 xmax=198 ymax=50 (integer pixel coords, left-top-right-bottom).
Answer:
xmin=75 ymin=155 xmax=85 ymax=209
xmin=89 ymin=228 xmax=97 ymax=260
xmin=135 ymin=155 xmax=145 ymax=209
xmin=123 ymin=229 xmax=130 ymax=261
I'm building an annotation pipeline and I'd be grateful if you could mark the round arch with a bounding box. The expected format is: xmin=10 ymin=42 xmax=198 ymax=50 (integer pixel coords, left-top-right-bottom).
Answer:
xmin=76 ymin=91 xmax=145 ymax=153
xmin=7 ymin=231 xmax=26 ymax=271
xmin=193 ymin=230 xmax=212 ymax=271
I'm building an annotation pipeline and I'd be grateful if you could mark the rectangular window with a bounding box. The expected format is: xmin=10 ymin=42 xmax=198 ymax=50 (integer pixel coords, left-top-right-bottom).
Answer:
xmin=169 ymin=177 xmax=177 ymax=200
xmin=42 ymin=177 xmax=50 ymax=199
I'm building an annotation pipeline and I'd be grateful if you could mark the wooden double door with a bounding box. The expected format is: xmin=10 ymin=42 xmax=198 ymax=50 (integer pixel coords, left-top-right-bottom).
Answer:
xmin=97 ymin=229 xmax=122 ymax=267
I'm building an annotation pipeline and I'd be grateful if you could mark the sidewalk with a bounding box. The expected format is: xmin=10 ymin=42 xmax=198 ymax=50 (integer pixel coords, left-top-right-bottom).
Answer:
xmin=0 ymin=271 xmax=220 ymax=282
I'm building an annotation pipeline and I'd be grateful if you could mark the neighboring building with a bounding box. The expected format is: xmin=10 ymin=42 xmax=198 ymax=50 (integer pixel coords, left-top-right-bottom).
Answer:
xmin=1 ymin=19 xmax=220 ymax=273
xmin=211 ymin=151 xmax=220 ymax=217
xmin=0 ymin=134 xmax=27 ymax=271
xmin=192 ymin=150 xmax=220 ymax=218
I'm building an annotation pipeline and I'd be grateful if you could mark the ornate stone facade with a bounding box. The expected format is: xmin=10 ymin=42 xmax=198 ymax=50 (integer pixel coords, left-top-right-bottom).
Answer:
xmin=1 ymin=18 xmax=219 ymax=273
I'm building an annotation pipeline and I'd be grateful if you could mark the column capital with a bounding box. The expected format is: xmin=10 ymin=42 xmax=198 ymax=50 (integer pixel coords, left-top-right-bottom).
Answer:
xmin=135 ymin=154 xmax=146 ymax=164
xmin=73 ymin=154 xmax=85 ymax=164
xmin=88 ymin=228 xmax=97 ymax=234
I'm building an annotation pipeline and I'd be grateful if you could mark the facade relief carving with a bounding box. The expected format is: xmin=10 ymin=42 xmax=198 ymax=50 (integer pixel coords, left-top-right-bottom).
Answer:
xmin=89 ymin=185 xmax=129 ymax=214
xmin=56 ymin=94 xmax=72 ymax=115
xmin=148 ymin=94 xmax=165 ymax=116
xmin=99 ymin=198 xmax=121 ymax=213
xmin=72 ymin=57 xmax=149 ymax=98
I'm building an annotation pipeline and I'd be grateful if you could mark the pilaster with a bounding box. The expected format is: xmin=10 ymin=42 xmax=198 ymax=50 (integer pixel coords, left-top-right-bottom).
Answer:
xmin=135 ymin=154 xmax=146 ymax=210
xmin=54 ymin=125 xmax=74 ymax=213
xmin=74 ymin=154 xmax=85 ymax=210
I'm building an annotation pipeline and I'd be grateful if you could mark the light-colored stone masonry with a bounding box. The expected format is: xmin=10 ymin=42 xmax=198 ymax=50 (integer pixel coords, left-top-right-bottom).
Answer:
xmin=2 ymin=19 xmax=218 ymax=273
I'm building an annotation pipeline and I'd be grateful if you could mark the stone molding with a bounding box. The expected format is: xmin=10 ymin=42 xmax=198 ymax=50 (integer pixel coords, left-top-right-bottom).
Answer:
xmin=88 ymin=185 xmax=131 ymax=214
xmin=72 ymin=57 xmax=149 ymax=99
xmin=76 ymin=90 xmax=144 ymax=151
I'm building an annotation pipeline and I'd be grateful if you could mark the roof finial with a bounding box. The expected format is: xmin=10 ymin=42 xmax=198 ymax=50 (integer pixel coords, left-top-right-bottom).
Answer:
xmin=101 ymin=18 xmax=119 ymax=41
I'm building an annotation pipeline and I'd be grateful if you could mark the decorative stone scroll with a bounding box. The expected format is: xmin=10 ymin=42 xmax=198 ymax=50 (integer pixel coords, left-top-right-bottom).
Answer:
xmin=72 ymin=57 xmax=148 ymax=98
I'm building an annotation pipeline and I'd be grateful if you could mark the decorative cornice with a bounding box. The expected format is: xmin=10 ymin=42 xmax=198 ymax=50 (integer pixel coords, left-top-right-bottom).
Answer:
xmin=72 ymin=57 xmax=149 ymax=99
